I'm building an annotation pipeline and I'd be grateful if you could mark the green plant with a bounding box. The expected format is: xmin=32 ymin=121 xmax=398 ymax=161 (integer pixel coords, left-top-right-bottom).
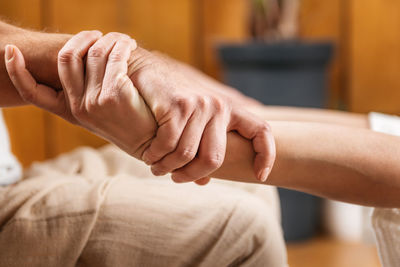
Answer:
xmin=250 ymin=0 xmax=300 ymax=41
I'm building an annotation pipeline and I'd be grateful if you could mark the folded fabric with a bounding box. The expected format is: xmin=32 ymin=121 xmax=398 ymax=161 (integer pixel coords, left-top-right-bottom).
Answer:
xmin=0 ymin=109 xmax=22 ymax=185
xmin=369 ymin=112 xmax=400 ymax=267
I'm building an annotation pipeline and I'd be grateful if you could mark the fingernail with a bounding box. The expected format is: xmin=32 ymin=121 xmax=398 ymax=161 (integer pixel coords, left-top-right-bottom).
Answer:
xmin=5 ymin=45 xmax=14 ymax=62
xmin=259 ymin=167 xmax=271 ymax=183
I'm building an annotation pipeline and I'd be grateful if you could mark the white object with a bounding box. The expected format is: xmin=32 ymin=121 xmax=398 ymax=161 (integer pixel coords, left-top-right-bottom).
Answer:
xmin=369 ymin=112 xmax=400 ymax=267
xmin=0 ymin=109 xmax=22 ymax=185
xmin=323 ymin=200 xmax=366 ymax=242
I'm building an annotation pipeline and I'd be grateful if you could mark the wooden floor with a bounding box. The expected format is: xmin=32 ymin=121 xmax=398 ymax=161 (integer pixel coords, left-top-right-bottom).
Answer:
xmin=287 ymin=237 xmax=382 ymax=267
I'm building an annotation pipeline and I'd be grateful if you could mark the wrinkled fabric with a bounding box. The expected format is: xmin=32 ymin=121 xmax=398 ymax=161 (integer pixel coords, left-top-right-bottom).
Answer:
xmin=0 ymin=145 xmax=287 ymax=267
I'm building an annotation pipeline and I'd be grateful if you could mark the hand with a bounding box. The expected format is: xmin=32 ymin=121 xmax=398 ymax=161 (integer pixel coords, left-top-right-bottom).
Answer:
xmin=128 ymin=48 xmax=276 ymax=183
xmin=5 ymin=31 xmax=276 ymax=184
xmin=4 ymin=31 xmax=157 ymax=159
xmin=151 ymin=51 xmax=264 ymax=108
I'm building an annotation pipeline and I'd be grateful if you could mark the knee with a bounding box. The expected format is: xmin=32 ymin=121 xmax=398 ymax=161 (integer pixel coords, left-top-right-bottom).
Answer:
xmin=200 ymin=193 xmax=287 ymax=267
xmin=228 ymin=195 xmax=287 ymax=267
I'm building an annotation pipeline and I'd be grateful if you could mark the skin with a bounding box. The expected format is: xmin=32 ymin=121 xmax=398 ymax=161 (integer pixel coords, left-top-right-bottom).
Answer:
xmin=0 ymin=22 xmax=276 ymax=184
xmin=5 ymin=33 xmax=400 ymax=208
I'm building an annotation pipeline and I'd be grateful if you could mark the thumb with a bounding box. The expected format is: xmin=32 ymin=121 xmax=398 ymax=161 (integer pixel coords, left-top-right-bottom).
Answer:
xmin=4 ymin=44 xmax=71 ymax=119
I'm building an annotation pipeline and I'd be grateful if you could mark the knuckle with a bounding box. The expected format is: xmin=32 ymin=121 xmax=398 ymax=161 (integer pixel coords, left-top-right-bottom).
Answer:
xmin=177 ymin=147 xmax=196 ymax=162
xmin=161 ymin=139 xmax=177 ymax=152
xmin=197 ymin=96 xmax=211 ymax=109
xmin=58 ymin=49 xmax=79 ymax=64
xmin=173 ymin=97 xmax=193 ymax=116
xmin=108 ymin=50 xmax=124 ymax=62
xmin=211 ymin=97 xmax=226 ymax=113
xmin=88 ymin=45 xmax=107 ymax=58
xmin=201 ymin=153 xmax=223 ymax=170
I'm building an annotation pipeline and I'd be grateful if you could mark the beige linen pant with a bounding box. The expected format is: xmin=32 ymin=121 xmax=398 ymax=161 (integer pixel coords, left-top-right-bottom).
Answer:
xmin=0 ymin=145 xmax=287 ymax=267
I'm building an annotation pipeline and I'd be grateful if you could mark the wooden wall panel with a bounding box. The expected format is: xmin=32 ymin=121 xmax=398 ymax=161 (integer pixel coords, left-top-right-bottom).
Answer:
xmin=0 ymin=0 xmax=42 ymax=29
xmin=299 ymin=0 xmax=344 ymax=108
xmin=349 ymin=0 xmax=400 ymax=114
xmin=200 ymin=0 xmax=249 ymax=78
xmin=3 ymin=107 xmax=47 ymax=167
xmin=117 ymin=0 xmax=197 ymax=65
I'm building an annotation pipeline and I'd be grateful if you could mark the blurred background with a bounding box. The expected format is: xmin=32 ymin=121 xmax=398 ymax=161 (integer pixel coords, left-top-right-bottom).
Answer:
xmin=1 ymin=0 xmax=397 ymax=266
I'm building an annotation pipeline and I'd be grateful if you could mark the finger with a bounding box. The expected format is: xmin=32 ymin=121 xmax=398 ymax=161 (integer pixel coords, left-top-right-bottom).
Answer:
xmin=149 ymin=110 xmax=208 ymax=176
xmin=229 ymin=109 xmax=276 ymax=182
xmin=171 ymin=116 xmax=227 ymax=182
xmin=100 ymin=37 xmax=136 ymax=99
xmin=58 ymin=30 xmax=102 ymax=106
xmin=5 ymin=45 xmax=70 ymax=117
xmin=194 ymin=177 xmax=211 ymax=186
xmin=85 ymin=32 xmax=131 ymax=100
xmin=141 ymin=117 xmax=187 ymax=166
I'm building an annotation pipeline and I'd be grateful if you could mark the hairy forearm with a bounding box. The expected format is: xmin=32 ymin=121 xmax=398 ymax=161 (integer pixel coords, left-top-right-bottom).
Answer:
xmin=213 ymin=121 xmax=400 ymax=208
xmin=0 ymin=21 xmax=69 ymax=106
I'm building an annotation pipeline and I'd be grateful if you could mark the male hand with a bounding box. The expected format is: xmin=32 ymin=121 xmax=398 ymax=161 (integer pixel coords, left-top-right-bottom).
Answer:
xmin=127 ymin=48 xmax=276 ymax=183
xmin=5 ymin=31 xmax=276 ymax=184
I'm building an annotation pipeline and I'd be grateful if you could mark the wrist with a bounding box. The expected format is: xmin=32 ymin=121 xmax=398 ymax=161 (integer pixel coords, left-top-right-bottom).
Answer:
xmin=22 ymin=32 xmax=71 ymax=90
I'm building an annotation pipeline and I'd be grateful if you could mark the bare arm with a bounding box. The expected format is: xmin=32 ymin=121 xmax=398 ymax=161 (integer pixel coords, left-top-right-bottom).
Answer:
xmin=163 ymin=55 xmax=400 ymax=207
xmin=213 ymin=121 xmax=400 ymax=208
xmin=0 ymin=21 xmax=69 ymax=106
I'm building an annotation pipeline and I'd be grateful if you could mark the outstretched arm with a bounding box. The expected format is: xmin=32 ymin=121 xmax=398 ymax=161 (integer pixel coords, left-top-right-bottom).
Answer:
xmin=214 ymin=121 xmax=400 ymax=208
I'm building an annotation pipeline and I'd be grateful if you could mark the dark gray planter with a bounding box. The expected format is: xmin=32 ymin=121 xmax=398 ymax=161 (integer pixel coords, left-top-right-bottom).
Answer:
xmin=218 ymin=41 xmax=333 ymax=242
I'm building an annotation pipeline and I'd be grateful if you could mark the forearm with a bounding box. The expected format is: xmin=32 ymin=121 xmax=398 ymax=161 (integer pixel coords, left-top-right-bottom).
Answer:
xmin=0 ymin=21 xmax=69 ymax=106
xmin=213 ymin=121 xmax=400 ymax=208
xmin=248 ymin=105 xmax=369 ymax=128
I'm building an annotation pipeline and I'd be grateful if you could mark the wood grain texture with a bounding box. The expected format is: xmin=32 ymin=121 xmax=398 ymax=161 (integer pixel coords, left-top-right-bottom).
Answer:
xmin=287 ymin=237 xmax=381 ymax=267
xmin=3 ymin=107 xmax=46 ymax=167
xmin=200 ymin=0 xmax=249 ymax=79
xmin=0 ymin=0 xmax=42 ymax=29
xmin=299 ymin=0 xmax=344 ymax=108
xmin=349 ymin=0 xmax=400 ymax=114
xmin=117 ymin=0 xmax=197 ymax=65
